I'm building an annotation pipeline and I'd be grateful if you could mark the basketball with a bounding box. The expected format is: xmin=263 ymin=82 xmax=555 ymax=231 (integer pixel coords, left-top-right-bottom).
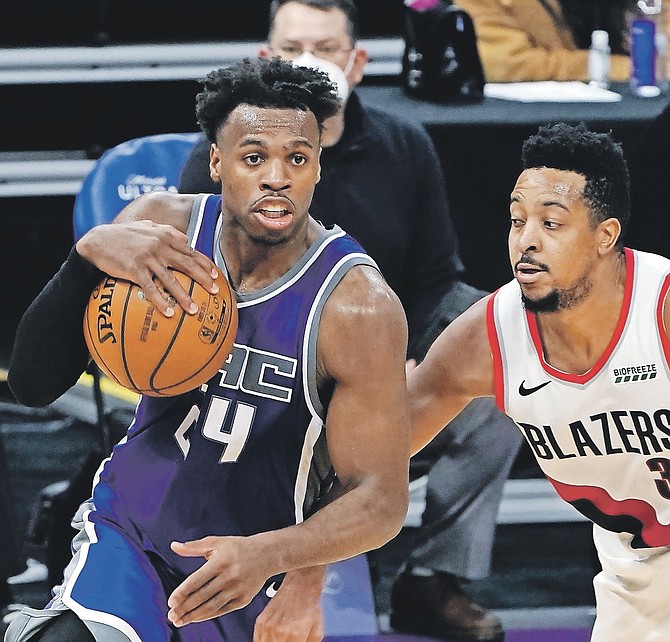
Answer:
xmin=83 ymin=270 xmax=237 ymax=396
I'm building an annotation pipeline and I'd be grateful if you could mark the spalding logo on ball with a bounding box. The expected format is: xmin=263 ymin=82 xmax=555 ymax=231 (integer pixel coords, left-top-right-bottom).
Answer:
xmin=83 ymin=270 xmax=238 ymax=396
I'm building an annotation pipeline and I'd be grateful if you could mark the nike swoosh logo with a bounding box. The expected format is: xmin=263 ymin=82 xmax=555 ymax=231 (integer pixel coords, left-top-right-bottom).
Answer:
xmin=265 ymin=581 xmax=280 ymax=598
xmin=518 ymin=380 xmax=551 ymax=396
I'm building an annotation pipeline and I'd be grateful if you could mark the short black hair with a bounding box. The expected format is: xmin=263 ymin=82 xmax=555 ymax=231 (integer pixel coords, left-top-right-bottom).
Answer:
xmin=196 ymin=57 xmax=341 ymax=144
xmin=522 ymin=122 xmax=630 ymax=240
xmin=268 ymin=0 xmax=360 ymax=43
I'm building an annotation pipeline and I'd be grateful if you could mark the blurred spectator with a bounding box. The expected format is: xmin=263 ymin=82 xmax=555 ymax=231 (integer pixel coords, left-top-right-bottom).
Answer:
xmin=179 ymin=1 xmax=521 ymax=640
xmin=457 ymin=0 xmax=668 ymax=83
xmin=626 ymin=100 xmax=670 ymax=259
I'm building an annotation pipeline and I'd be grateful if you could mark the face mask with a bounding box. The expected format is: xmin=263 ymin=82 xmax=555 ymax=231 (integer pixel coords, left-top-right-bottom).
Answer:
xmin=292 ymin=50 xmax=355 ymax=103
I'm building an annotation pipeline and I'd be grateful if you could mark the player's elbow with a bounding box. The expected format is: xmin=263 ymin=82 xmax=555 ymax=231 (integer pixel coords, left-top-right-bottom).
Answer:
xmin=366 ymin=483 xmax=409 ymax=549
xmin=8 ymin=379 xmax=54 ymax=408
xmin=8 ymin=365 xmax=59 ymax=408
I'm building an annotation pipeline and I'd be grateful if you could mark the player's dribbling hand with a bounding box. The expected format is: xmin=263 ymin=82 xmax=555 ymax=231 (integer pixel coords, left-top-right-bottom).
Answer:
xmin=253 ymin=567 xmax=325 ymax=642
xmin=167 ymin=535 xmax=272 ymax=627
xmin=76 ymin=220 xmax=220 ymax=317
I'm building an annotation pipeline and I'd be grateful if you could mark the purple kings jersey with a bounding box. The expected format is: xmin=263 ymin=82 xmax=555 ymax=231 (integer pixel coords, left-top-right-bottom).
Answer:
xmin=13 ymin=196 xmax=381 ymax=642
xmin=88 ymin=194 xmax=378 ymax=579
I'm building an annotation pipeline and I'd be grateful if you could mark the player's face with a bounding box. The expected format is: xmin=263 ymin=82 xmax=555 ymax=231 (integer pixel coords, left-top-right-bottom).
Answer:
xmin=210 ymin=105 xmax=321 ymax=246
xmin=508 ymin=168 xmax=602 ymax=313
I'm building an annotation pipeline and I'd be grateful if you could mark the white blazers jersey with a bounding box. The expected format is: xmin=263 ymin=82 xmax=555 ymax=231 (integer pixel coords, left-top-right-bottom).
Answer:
xmin=487 ymin=248 xmax=670 ymax=548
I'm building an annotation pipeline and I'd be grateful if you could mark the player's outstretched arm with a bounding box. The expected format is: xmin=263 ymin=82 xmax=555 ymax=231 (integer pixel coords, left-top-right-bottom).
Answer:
xmin=247 ymin=294 xmax=496 ymax=641
xmin=166 ymin=265 xmax=410 ymax=627
xmin=409 ymin=295 xmax=496 ymax=455
xmin=308 ymin=266 xmax=411 ymax=552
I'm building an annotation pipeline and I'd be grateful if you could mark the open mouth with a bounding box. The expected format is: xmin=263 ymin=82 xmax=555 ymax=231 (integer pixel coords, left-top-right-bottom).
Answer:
xmin=515 ymin=262 xmax=547 ymax=283
xmin=517 ymin=266 xmax=544 ymax=275
xmin=256 ymin=207 xmax=290 ymax=219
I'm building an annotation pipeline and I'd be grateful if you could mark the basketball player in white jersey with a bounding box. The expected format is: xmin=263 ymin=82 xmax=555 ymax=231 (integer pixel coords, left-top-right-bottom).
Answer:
xmin=408 ymin=122 xmax=670 ymax=642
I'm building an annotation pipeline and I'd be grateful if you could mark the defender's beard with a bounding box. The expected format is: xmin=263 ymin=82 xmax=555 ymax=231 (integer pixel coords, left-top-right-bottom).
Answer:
xmin=521 ymin=273 xmax=592 ymax=314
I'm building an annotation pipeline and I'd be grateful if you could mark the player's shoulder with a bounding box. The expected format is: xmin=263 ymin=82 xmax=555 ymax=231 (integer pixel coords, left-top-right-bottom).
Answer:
xmin=116 ymin=191 xmax=198 ymax=231
xmin=423 ymin=292 xmax=494 ymax=395
xmin=333 ymin=264 xmax=403 ymax=311
xmin=446 ymin=292 xmax=492 ymax=342
xmin=317 ymin=264 xmax=408 ymax=383
xmin=325 ymin=264 xmax=406 ymax=334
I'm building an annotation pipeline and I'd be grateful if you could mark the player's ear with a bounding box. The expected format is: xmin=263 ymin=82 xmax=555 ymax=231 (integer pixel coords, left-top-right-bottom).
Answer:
xmin=597 ymin=217 xmax=621 ymax=255
xmin=209 ymin=144 xmax=222 ymax=183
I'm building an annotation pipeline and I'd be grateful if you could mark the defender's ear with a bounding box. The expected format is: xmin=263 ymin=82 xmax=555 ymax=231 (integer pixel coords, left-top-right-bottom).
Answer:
xmin=597 ymin=217 xmax=622 ymax=255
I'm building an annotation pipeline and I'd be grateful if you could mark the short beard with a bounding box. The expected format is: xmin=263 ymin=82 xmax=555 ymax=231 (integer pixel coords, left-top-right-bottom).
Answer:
xmin=521 ymin=273 xmax=592 ymax=314
xmin=249 ymin=233 xmax=286 ymax=247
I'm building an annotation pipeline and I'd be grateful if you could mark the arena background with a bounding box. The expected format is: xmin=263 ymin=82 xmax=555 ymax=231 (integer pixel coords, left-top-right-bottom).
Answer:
xmin=2 ymin=1 xmax=665 ymax=639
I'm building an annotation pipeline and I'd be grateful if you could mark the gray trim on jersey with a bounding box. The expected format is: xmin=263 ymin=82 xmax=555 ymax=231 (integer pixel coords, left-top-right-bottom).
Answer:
xmin=303 ymin=253 xmax=378 ymax=420
xmin=4 ymin=605 xmax=137 ymax=642
xmin=185 ymin=193 xmax=209 ymax=248
xmin=211 ymin=219 xmax=378 ymax=307
xmin=299 ymin=254 xmax=378 ymax=519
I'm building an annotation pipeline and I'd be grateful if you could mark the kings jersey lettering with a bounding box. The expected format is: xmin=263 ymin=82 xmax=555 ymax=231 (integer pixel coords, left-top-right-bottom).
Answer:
xmin=213 ymin=343 xmax=297 ymax=403
xmin=518 ymin=409 xmax=670 ymax=460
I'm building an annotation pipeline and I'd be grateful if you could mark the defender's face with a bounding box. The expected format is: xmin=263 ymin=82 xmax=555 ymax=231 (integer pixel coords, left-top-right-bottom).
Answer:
xmin=210 ymin=105 xmax=321 ymax=246
xmin=508 ymin=168 xmax=601 ymax=312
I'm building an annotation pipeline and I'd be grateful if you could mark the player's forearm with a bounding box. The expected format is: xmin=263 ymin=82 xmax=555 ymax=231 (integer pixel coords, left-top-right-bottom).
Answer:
xmin=251 ymin=475 xmax=408 ymax=576
xmin=8 ymin=246 xmax=101 ymax=407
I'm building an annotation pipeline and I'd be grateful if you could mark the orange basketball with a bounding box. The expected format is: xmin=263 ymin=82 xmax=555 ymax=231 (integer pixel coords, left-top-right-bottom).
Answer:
xmin=83 ymin=270 xmax=237 ymax=396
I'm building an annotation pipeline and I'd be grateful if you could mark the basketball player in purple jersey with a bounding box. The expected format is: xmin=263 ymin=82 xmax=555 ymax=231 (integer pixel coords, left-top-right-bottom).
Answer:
xmin=7 ymin=58 xmax=409 ymax=642
xmin=406 ymin=123 xmax=670 ymax=641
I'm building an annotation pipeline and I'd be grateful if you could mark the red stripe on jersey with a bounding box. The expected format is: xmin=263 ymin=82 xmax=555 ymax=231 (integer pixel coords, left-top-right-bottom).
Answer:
xmin=656 ymin=273 xmax=670 ymax=369
xmin=548 ymin=475 xmax=670 ymax=547
xmin=486 ymin=291 xmax=506 ymax=413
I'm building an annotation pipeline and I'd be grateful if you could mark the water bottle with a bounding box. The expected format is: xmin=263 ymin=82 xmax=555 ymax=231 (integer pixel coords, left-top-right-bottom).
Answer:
xmin=656 ymin=24 xmax=669 ymax=92
xmin=588 ymin=30 xmax=610 ymax=89
xmin=631 ymin=0 xmax=662 ymax=97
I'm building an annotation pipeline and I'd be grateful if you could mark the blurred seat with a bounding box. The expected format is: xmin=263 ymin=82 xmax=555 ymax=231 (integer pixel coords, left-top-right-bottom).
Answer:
xmin=72 ymin=132 xmax=201 ymax=239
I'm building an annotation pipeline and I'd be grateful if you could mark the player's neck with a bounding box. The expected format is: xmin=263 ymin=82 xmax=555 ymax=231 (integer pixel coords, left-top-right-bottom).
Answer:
xmin=534 ymin=252 xmax=627 ymax=375
xmin=220 ymin=218 xmax=319 ymax=294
